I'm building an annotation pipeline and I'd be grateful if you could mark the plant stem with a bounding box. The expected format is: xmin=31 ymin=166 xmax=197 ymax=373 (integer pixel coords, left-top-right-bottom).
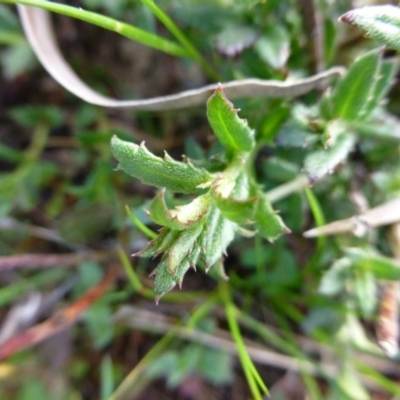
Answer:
xmin=140 ymin=0 xmax=218 ymax=81
xmin=265 ymin=174 xmax=309 ymax=203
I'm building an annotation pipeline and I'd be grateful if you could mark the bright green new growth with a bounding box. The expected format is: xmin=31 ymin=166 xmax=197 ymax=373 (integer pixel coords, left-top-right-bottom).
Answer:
xmin=111 ymin=87 xmax=287 ymax=300
xmin=207 ymin=85 xmax=255 ymax=153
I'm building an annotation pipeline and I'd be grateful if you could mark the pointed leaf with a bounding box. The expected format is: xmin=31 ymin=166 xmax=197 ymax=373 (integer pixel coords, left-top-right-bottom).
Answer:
xmin=354 ymin=271 xmax=377 ymax=318
xmin=176 ymin=247 xmax=201 ymax=288
xmin=346 ymin=248 xmax=400 ymax=280
xmin=111 ymin=136 xmax=212 ymax=193
xmin=199 ymin=205 xmax=236 ymax=268
xmin=206 ymin=86 xmax=255 ymax=153
xmin=362 ymin=60 xmax=396 ymax=117
xmin=303 ymin=133 xmax=356 ymax=184
xmin=154 ymin=260 xmax=177 ymax=301
xmin=254 ymin=195 xmax=289 ymax=242
xmin=332 ymin=49 xmax=385 ymax=121
xmin=339 ymin=5 xmax=400 ymax=51
xmin=135 ymin=228 xmax=179 ymax=258
xmin=166 ymin=222 xmax=204 ymax=274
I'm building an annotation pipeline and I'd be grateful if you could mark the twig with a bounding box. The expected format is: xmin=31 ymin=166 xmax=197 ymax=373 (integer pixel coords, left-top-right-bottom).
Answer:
xmin=303 ymin=197 xmax=400 ymax=237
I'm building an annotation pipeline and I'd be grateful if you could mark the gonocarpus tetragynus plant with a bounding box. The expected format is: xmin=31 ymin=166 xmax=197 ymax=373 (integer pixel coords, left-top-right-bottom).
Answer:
xmin=111 ymin=44 xmax=396 ymax=300
xmin=111 ymin=86 xmax=289 ymax=301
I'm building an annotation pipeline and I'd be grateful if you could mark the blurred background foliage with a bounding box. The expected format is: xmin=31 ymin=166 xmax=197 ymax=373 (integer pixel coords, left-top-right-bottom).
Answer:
xmin=1 ymin=0 xmax=400 ymax=399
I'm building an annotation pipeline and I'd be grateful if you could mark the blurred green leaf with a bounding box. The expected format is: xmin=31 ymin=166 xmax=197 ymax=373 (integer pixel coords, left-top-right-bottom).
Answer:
xmin=198 ymin=347 xmax=232 ymax=384
xmin=253 ymin=192 xmax=288 ymax=242
xmin=331 ymin=49 xmax=393 ymax=121
xmin=254 ymin=25 xmax=289 ymax=70
xmin=9 ymin=106 xmax=64 ymax=127
xmin=319 ymin=258 xmax=352 ymax=296
xmin=339 ymin=5 xmax=400 ymax=51
xmin=1 ymin=41 xmax=36 ymax=78
xmin=303 ymin=133 xmax=356 ymax=184
xmin=215 ymin=24 xmax=257 ymax=57
xmin=84 ymin=300 xmax=114 ymax=348
xmin=354 ymin=270 xmax=377 ymax=318
xmin=346 ymin=247 xmax=400 ymax=280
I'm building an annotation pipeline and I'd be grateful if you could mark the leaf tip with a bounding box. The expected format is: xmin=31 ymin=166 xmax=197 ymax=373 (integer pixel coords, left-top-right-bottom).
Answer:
xmin=338 ymin=11 xmax=355 ymax=25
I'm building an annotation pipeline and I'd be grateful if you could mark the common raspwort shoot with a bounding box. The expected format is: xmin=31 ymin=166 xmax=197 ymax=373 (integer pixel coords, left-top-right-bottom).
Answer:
xmin=111 ymin=86 xmax=288 ymax=301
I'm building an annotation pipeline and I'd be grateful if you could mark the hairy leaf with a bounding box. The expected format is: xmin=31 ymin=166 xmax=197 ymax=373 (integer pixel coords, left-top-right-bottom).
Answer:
xmin=111 ymin=136 xmax=212 ymax=193
xmin=199 ymin=205 xmax=236 ymax=269
xmin=207 ymin=86 xmax=255 ymax=153
xmin=331 ymin=49 xmax=385 ymax=121
xmin=254 ymin=194 xmax=289 ymax=242
xmin=303 ymin=133 xmax=356 ymax=184
xmin=339 ymin=5 xmax=400 ymax=51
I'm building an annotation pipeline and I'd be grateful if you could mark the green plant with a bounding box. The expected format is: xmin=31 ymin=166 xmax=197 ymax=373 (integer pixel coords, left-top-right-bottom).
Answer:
xmin=2 ymin=1 xmax=400 ymax=399
xmin=111 ymin=86 xmax=288 ymax=301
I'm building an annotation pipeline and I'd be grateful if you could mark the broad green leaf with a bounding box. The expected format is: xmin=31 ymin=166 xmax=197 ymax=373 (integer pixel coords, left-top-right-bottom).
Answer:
xmin=362 ymin=60 xmax=396 ymax=117
xmin=303 ymin=133 xmax=356 ymax=184
xmin=254 ymin=194 xmax=289 ymax=242
xmin=276 ymin=121 xmax=317 ymax=148
xmin=198 ymin=348 xmax=232 ymax=384
xmin=334 ymin=362 xmax=369 ymax=400
xmin=259 ymin=102 xmax=290 ymax=143
xmin=262 ymin=157 xmax=299 ymax=182
xmin=215 ymin=24 xmax=257 ymax=57
xmin=206 ymin=86 xmax=255 ymax=153
xmin=339 ymin=5 xmax=400 ymax=51
xmin=199 ymin=205 xmax=236 ymax=269
xmin=254 ymin=25 xmax=290 ymax=70
xmin=346 ymin=248 xmax=400 ymax=280
xmin=351 ymin=119 xmax=400 ymax=140
xmin=111 ymin=136 xmax=212 ymax=193
xmin=331 ymin=49 xmax=384 ymax=121
xmin=319 ymin=258 xmax=352 ymax=296
xmin=354 ymin=271 xmax=377 ymax=318
xmin=148 ymin=191 xmax=209 ymax=230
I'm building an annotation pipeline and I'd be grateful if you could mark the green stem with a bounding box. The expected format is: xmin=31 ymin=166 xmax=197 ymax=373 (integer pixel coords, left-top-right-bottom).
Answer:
xmin=125 ymin=205 xmax=157 ymax=239
xmin=2 ymin=0 xmax=189 ymax=57
xmin=219 ymin=281 xmax=268 ymax=399
xmin=140 ymin=0 xmax=218 ymax=80
xmin=265 ymin=174 xmax=309 ymax=203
